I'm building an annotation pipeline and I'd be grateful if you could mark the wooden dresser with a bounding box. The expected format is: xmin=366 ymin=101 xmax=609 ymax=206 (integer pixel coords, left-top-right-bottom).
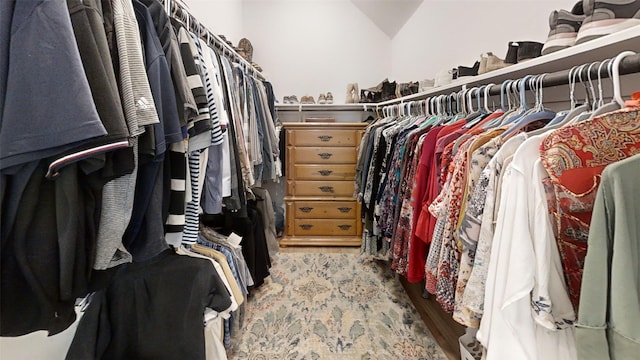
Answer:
xmin=281 ymin=122 xmax=367 ymax=246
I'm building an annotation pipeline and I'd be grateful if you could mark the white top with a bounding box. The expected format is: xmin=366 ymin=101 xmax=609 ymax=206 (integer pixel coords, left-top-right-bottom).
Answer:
xmin=478 ymin=134 xmax=576 ymax=360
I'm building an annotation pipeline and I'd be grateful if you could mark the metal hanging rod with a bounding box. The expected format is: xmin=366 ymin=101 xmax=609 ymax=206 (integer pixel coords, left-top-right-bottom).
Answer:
xmin=483 ymin=53 xmax=640 ymax=96
xmin=162 ymin=0 xmax=266 ymax=81
xmin=376 ymin=52 xmax=640 ymax=107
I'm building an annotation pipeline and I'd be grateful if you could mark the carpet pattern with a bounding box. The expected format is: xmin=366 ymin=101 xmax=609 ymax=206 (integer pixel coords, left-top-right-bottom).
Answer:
xmin=229 ymin=252 xmax=448 ymax=360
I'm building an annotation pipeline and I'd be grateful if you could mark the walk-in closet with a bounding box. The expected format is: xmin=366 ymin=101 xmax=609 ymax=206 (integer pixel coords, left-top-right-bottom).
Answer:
xmin=2 ymin=0 xmax=639 ymax=359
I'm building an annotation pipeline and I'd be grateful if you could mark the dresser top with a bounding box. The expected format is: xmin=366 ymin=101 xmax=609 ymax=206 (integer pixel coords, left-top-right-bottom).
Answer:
xmin=283 ymin=122 xmax=368 ymax=129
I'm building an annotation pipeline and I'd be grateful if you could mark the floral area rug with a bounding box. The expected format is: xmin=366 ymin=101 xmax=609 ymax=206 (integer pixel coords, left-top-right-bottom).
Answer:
xmin=229 ymin=252 xmax=448 ymax=360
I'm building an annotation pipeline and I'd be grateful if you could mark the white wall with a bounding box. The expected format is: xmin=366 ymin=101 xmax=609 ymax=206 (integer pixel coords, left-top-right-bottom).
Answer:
xmin=242 ymin=0 xmax=392 ymax=104
xmin=391 ymin=0 xmax=577 ymax=83
xmin=184 ymin=0 xmax=244 ymax=44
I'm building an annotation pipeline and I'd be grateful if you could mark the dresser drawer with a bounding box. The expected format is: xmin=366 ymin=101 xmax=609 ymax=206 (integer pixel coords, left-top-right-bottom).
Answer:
xmin=287 ymin=180 xmax=355 ymax=197
xmin=289 ymin=129 xmax=359 ymax=147
xmin=292 ymin=146 xmax=357 ymax=164
xmin=294 ymin=164 xmax=355 ymax=180
xmin=293 ymin=201 xmax=357 ymax=219
xmin=294 ymin=219 xmax=357 ymax=236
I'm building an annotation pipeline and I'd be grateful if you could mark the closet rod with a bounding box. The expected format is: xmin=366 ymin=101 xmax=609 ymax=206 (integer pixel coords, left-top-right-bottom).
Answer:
xmin=483 ymin=53 xmax=640 ymax=97
xmin=377 ymin=53 xmax=640 ymax=107
xmin=162 ymin=0 xmax=266 ymax=81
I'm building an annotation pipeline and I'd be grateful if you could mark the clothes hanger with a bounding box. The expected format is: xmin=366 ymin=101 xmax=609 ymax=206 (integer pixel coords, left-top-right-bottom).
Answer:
xmin=463 ymin=86 xmax=487 ymax=128
xmin=483 ymin=80 xmax=515 ymax=129
xmin=590 ymin=51 xmax=636 ymax=117
xmin=501 ymin=74 xmax=538 ymax=126
xmin=501 ymin=74 xmax=556 ymax=138
xmin=567 ymin=61 xmax=600 ymax=124
xmin=484 ymin=83 xmax=496 ymax=113
xmin=550 ymin=64 xmax=594 ymax=127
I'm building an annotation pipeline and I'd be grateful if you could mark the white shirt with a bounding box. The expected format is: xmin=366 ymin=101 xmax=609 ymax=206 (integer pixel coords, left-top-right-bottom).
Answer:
xmin=479 ymin=134 xmax=576 ymax=360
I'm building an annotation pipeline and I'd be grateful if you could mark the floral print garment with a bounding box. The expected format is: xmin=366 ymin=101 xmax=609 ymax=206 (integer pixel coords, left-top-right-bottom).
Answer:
xmin=539 ymin=106 xmax=640 ymax=310
xmin=453 ymin=135 xmax=503 ymax=327
xmin=434 ymin=137 xmax=475 ymax=312
xmin=460 ymin=134 xmax=527 ymax=317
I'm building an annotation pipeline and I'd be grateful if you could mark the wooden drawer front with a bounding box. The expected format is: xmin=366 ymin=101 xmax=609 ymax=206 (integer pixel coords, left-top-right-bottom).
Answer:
xmin=290 ymin=129 xmax=359 ymax=147
xmin=294 ymin=164 xmax=355 ymax=180
xmin=293 ymin=147 xmax=357 ymax=164
xmin=289 ymin=180 xmax=354 ymax=197
xmin=294 ymin=201 xmax=357 ymax=219
xmin=294 ymin=219 xmax=357 ymax=236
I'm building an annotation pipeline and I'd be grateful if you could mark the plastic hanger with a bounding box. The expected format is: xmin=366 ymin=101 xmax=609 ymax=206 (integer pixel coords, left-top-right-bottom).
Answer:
xmin=483 ymin=80 xmax=517 ymax=129
xmin=501 ymin=75 xmax=537 ymax=126
xmin=548 ymin=65 xmax=591 ymax=127
xmin=590 ymin=51 xmax=636 ymax=116
xmin=484 ymin=83 xmax=496 ymax=113
xmin=463 ymin=87 xmax=487 ymax=128
xmin=501 ymin=74 xmax=556 ymax=138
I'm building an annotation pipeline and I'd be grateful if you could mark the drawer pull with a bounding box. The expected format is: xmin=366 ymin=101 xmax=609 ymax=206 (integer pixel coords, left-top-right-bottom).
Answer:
xmin=299 ymin=207 xmax=314 ymax=213
xmin=337 ymin=207 xmax=352 ymax=213
xmin=318 ymin=170 xmax=333 ymax=176
xmin=299 ymin=224 xmax=313 ymax=230
xmin=318 ymin=135 xmax=333 ymax=142
xmin=318 ymin=153 xmax=333 ymax=159
xmin=319 ymin=186 xmax=334 ymax=193
xmin=337 ymin=224 xmax=352 ymax=231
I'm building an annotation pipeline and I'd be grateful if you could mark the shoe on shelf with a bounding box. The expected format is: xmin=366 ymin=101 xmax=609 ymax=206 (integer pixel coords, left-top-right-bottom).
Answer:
xmin=307 ymin=95 xmax=316 ymax=104
xmin=576 ymin=0 xmax=640 ymax=44
xmin=326 ymin=92 xmax=334 ymax=104
xmin=516 ymin=41 xmax=544 ymax=62
xmin=505 ymin=41 xmax=544 ymax=63
xmin=381 ymin=80 xmax=397 ymax=101
xmin=434 ymin=68 xmax=454 ymax=87
xmin=283 ymin=96 xmax=290 ymax=104
xmin=318 ymin=93 xmax=327 ymax=104
xmin=542 ymin=8 xmax=586 ymax=55
xmin=479 ymin=52 xmax=510 ymax=74
xmin=237 ymin=38 xmax=253 ymax=62
xmin=418 ymin=79 xmax=435 ymax=92
xmin=458 ymin=61 xmax=480 ymax=78
xmin=346 ymin=83 xmax=359 ymax=103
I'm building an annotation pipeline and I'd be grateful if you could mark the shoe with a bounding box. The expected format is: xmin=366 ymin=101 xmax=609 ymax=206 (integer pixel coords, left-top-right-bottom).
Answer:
xmin=318 ymin=93 xmax=327 ymax=104
xmin=505 ymin=41 xmax=544 ymax=63
xmin=481 ymin=52 xmax=510 ymax=74
xmin=505 ymin=42 xmax=519 ymax=64
xmin=360 ymin=89 xmax=380 ymax=103
xmin=434 ymin=68 xmax=454 ymax=87
xmin=290 ymin=95 xmax=299 ymax=104
xmin=346 ymin=83 xmax=360 ymax=103
xmin=516 ymin=41 xmax=544 ymax=62
xmin=307 ymin=95 xmax=315 ymax=104
xmin=283 ymin=96 xmax=290 ymax=104
xmin=479 ymin=54 xmax=488 ymax=74
xmin=238 ymin=38 xmax=253 ymax=62
xmin=326 ymin=92 xmax=334 ymax=104
xmin=381 ymin=80 xmax=397 ymax=101
xmin=576 ymin=0 xmax=640 ymax=44
xmin=345 ymin=84 xmax=354 ymax=103
xmin=542 ymin=8 xmax=586 ymax=55
xmin=458 ymin=61 xmax=480 ymax=77
xmin=418 ymin=79 xmax=435 ymax=92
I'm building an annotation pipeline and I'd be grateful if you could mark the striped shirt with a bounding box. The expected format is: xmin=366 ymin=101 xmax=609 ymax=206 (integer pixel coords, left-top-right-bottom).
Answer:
xmin=193 ymin=37 xmax=224 ymax=146
xmin=176 ymin=25 xmax=212 ymax=151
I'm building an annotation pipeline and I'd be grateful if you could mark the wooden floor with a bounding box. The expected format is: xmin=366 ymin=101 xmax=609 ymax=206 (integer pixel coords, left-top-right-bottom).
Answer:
xmin=276 ymin=245 xmax=464 ymax=359
xmin=400 ymin=277 xmax=465 ymax=360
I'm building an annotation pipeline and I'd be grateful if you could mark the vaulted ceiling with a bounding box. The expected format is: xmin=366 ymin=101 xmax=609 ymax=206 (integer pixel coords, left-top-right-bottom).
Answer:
xmin=350 ymin=0 xmax=423 ymax=38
